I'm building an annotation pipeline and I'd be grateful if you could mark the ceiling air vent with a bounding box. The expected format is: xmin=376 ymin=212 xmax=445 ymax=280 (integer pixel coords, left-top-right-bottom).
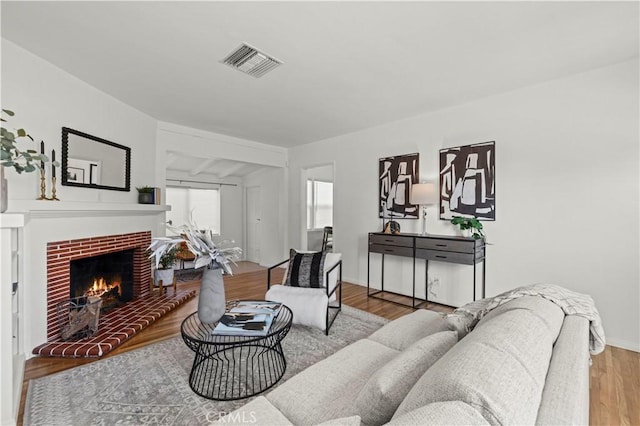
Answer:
xmin=221 ymin=43 xmax=282 ymax=78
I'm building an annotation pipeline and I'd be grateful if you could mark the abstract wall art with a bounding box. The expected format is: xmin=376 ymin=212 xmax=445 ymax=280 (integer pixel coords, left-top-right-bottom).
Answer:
xmin=439 ymin=141 xmax=495 ymax=220
xmin=379 ymin=153 xmax=419 ymax=219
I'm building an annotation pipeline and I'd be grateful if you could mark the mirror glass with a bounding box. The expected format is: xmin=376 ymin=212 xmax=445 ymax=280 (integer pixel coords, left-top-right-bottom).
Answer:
xmin=61 ymin=127 xmax=131 ymax=191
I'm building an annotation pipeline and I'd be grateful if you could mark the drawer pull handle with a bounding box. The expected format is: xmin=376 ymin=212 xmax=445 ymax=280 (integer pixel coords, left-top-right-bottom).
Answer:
xmin=435 ymin=255 xmax=447 ymax=259
xmin=384 ymin=249 xmax=394 ymax=252
xmin=435 ymin=244 xmax=447 ymax=247
xmin=384 ymin=239 xmax=394 ymax=242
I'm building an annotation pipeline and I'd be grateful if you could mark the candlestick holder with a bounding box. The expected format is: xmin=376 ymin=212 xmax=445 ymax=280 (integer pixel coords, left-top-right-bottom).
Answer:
xmin=37 ymin=167 xmax=48 ymax=200
xmin=49 ymin=176 xmax=60 ymax=201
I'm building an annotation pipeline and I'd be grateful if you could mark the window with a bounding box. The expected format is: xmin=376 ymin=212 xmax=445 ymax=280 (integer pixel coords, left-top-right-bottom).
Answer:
xmin=307 ymin=179 xmax=333 ymax=230
xmin=166 ymin=187 xmax=220 ymax=234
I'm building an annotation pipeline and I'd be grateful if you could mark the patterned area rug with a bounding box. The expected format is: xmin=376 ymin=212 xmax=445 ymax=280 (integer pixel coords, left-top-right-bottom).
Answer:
xmin=175 ymin=268 xmax=204 ymax=283
xmin=24 ymin=306 xmax=388 ymax=425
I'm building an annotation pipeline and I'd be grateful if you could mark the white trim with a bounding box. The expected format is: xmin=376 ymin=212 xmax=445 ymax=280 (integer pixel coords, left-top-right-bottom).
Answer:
xmin=4 ymin=201 xmax=169 ymax=218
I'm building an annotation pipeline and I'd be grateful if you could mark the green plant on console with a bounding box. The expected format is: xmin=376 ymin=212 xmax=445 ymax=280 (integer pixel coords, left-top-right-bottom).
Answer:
xmin=450 ymin=216 xmax=486 ymax=240
xmin=136 ymin=186 xmax=154 ymax=193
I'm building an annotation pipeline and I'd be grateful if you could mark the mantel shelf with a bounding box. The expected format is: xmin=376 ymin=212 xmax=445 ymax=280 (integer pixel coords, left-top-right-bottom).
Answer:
xmin=3 ymin=200 xmax=170 ymax=219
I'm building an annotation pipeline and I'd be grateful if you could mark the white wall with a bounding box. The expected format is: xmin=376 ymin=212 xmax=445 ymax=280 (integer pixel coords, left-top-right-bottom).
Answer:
xmin=1 ymin=39 xmax=158 ymax=203
xmin=288 ymin=59 xmax=640 ymax=351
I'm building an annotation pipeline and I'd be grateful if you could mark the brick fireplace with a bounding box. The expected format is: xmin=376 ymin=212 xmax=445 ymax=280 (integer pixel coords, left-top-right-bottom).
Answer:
xmin=46 ymin=231 xmax=151 ymax=341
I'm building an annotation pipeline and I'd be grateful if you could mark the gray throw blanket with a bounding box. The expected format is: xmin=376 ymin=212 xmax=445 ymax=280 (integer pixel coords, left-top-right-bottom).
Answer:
xmin=447 ymin=283 xmax=606 ymax=355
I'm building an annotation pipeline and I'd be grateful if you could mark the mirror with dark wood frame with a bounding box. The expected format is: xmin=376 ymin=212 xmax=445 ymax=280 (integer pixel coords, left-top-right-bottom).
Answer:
xmin=61 ymin=127 xmax=131 ymax=192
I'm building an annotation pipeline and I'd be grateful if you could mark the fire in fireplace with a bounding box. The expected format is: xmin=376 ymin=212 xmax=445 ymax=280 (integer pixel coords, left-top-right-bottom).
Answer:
xmin=70 ymin=249 xmax=135 ymax=311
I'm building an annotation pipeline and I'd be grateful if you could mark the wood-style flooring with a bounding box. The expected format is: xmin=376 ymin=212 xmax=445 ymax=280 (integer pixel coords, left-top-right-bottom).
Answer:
xmin=18 ymin=262 xmax=640 ymax=425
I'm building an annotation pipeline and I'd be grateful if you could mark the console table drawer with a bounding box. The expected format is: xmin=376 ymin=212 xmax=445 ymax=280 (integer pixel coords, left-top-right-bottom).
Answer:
xmin=416 ymin=248 xmax=484 ymax=265
xmin=415 ymin=238 xmax=481 ymax=253
xmin=369 ymin=244 xmax=414 ymax=258
xmin=369 ymin=234 xmax=414 ymax=248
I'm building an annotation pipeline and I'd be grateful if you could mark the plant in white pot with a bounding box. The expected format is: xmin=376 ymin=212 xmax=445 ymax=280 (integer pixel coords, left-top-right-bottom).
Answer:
xmin=149 ymin=242 xmax=180 ymax=288
xmin=148 ymin=221 xmax=242 ymax=323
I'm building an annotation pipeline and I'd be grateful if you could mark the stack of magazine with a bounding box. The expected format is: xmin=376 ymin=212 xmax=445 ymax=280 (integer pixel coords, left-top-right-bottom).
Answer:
xmin=213 ymin=301 xmax=283 ymax=336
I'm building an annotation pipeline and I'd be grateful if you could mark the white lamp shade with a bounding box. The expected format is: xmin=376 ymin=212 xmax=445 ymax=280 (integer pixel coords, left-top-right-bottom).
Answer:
xmin=410 ymin=183 xmax=437 ymax=205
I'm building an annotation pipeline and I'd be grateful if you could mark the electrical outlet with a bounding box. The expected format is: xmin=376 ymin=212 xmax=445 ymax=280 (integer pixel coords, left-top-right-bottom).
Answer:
xmin=428 ymin=277 xmax=440 ymax=298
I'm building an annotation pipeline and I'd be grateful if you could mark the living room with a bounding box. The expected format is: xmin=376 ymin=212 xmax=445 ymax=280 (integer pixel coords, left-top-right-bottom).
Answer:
xmin=0 ymin=1 xmax=638 ymax=425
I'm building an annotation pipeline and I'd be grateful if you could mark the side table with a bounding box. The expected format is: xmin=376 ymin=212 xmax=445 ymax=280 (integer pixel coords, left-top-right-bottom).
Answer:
xmin=181 ymin=302 xmax=293 ymax=401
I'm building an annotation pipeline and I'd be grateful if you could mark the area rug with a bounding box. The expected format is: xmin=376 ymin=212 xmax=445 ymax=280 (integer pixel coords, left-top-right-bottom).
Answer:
xmin=175 ymin=268 xmax=204 ymax=283
xmin=24 ymin=306 xmax=389 ymax=425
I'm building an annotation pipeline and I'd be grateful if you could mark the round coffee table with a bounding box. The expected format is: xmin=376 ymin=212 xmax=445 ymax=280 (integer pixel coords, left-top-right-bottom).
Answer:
xmin=181 ymin=301 xmax=293 ymax=401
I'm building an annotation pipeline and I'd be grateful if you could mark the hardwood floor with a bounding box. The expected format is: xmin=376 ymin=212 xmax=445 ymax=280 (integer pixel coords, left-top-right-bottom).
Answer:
xmin=18 ymin=262 xmax=640 ymax=425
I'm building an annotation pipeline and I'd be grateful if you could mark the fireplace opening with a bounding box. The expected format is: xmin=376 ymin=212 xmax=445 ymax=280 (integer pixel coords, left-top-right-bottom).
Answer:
xmin=70 ymin=249 xmax=135 ymax=312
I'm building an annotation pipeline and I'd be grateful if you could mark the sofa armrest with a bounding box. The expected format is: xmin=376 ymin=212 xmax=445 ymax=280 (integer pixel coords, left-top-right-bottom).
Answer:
xmin=536 ymin=315 xmax=590 ymax=425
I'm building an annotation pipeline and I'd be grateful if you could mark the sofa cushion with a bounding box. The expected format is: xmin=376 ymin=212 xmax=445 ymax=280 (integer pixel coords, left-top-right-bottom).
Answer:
xmin=394 ymin=296 xmax=565 ymax=425
xmin=386 ymin=401 xmax=490 ymax=425
xmin=355 ymin=331 xmax=458 ymax=425
xmin=367 ymin=309 xmax=449 ymax=351
xmin=266 ymin=338 xmax=398 ymax=425
xmin=214 ymin=396 xmax=292 ymax=425
xmin=314 ymin=416 xmax=362 ymax=426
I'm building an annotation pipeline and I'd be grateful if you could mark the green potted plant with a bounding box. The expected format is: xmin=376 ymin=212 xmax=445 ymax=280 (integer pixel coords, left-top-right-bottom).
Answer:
xmin=136 ymin=186 xmax=154 ymax=204
xmin=149 ymin=243 xmax=180 ymax=288
xmin=450 ymin=216 xmax=486 ymax=240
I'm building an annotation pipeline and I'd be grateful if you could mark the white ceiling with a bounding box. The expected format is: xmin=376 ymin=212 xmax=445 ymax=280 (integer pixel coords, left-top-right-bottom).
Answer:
xmin=1 ymin=1 xmax=638 ymax=151
xmin=164 ymin=151 xmax=271 ymax=181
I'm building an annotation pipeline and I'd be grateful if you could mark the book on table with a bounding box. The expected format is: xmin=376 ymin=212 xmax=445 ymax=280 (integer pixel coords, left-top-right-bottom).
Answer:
xmin=212 ymin=301 xmax=282 ymax=336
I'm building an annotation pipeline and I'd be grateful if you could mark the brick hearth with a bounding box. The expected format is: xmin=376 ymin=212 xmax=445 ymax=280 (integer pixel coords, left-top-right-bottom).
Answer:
xmin=33 ymin=289 xmax=196 ymax=357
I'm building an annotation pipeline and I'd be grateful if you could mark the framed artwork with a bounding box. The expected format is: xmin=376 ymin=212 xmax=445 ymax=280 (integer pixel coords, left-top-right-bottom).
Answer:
xmin=67 ymin=158 xmax=101 ymax=185
xmin=439 ymin=141 xmax=495 ymax=220
xmin=379 ymin=153 xmax=419 ymax=219
xmin=66 ymin=167 xmax=85 ymax=184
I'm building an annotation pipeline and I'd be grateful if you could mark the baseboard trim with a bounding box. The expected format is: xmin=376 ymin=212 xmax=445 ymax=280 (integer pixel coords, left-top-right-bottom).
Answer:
xmin=605 ymin=338 xmax=640 ymax=353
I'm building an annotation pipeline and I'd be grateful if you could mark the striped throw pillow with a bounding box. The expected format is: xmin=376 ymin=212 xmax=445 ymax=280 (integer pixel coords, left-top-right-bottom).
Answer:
xmin=284 ymin=249 xmax=327 ymax=288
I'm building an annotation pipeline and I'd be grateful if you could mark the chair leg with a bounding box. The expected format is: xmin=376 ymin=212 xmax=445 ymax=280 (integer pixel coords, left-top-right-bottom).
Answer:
xmin=173 ymin=276 xmax=177 ymax=294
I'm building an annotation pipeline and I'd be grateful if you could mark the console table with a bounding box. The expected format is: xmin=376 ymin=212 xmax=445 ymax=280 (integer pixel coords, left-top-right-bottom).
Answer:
xmin=367 ymin=232 xmax=486 ymax=308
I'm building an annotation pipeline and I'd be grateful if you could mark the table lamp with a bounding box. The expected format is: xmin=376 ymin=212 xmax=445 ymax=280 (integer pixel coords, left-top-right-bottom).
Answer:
xmin=410 ymin=182 xmax=437 ymax=235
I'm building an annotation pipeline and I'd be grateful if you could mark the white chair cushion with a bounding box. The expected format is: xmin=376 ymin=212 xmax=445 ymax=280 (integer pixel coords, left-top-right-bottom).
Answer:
xmin=268 ymin=252 xmax=342 ymax=330
xmin=266 ymin=285 xmax=329 ymax=330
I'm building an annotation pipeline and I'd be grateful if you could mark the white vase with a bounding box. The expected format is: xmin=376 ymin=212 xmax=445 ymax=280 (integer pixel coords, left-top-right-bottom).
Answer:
xmin=1 ymin=165 xmax=7 ymax=213
xmin=154 ymin=268 xmax=175 ymax=287
xmin=198 ymin=267 xmax=226 ymax=323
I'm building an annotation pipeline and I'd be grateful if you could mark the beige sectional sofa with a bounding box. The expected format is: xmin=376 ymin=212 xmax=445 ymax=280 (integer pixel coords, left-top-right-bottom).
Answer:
xmin=218 ymin=295 xmax=591 ymax=425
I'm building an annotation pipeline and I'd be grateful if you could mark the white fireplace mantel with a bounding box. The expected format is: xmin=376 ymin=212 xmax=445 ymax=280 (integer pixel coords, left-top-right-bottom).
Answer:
xmin=5 ymin=200 xmax=170 ymax=219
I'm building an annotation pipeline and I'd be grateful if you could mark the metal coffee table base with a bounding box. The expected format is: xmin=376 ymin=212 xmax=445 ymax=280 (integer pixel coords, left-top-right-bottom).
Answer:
xmin=189 ymin=342 xmax=287 ymax=401
xmin=181 ymin=304 xmax=293 ymax=401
